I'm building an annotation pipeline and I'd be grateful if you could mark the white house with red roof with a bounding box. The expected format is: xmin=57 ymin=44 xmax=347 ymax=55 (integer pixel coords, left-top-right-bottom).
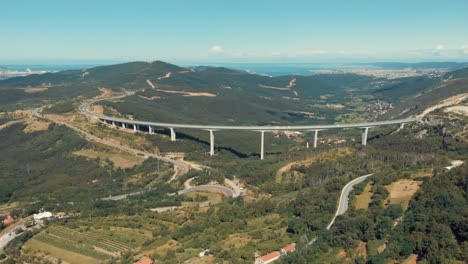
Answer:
xmin=255 ymin=251 xmax=281 ymax=264
xmin=255 ymin=243 xmax=296 ymax=264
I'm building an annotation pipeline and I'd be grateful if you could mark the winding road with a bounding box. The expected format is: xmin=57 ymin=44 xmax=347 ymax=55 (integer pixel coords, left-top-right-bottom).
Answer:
xmin=33 ymin=106 xmax=239 ymax=201
xmin=326 ymin=173 xmax=374 ymax=230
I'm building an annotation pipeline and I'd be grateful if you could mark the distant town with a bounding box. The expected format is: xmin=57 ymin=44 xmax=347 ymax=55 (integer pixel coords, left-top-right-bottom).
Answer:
xmin=312 ymin=68 xmax=449 ymax=79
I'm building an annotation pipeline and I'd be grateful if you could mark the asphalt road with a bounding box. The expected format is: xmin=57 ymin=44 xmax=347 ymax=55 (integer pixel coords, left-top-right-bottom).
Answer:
xmin=0 ymin=231 xmax=17 ymax=252
xmin=326 ymin=173 xmax=374 ymax=230
xmin=35 ymin=105 xmax=241 ymax=202
xmin=177 ymin=185 xmax=234 ymax=197
xmin=34 ymin=106 xmax=190 ymax=176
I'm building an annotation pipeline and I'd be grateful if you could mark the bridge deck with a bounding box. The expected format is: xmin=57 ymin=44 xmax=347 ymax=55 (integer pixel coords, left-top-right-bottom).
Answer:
xmin=81 ymin=97 xmax=416 ymax=131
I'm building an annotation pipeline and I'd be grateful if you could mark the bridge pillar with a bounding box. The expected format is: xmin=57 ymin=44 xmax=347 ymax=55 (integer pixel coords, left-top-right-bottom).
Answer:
xmin=122 ymin=122 xmax=125 ymax=129
xmin=260 ymin=131 xmax=265 ymax=160
xmin=112 ymin=121 xmax=116 ymax=127
xmin=149 ymin=126 xmax=153 ymax=134
xmin=209 ymin=130 xmax=215 ymax=156
xmin=400 ymin=123 xmax=405 ymax=129
xmin=170 ymin=128 xmax=176 ymax=141
xmin=313 ymin=130 xmax=319 ymax=148
xmin=361 ymin=127 xmax=369 ymax=146
xmin=133 ymin=124 xmax=137 ymax=132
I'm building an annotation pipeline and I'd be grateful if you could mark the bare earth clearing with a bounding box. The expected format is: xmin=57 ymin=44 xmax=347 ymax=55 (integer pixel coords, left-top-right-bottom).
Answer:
xmin=402 ymin=254 xmax=418 ymax=264
xmin=355 ymin=241 xmax=367 ymax=258
xmin=417 ymin=92 xmax=468 ymax=118
xmin=23 ymin=87 xmax=48 ymax=93
xmin=384 ymin=179 xmax=423 ymax=210
xmin=73 ymin=148 xmax=145 ymax=169
xmin=23 ymin=119 xmax=50 ymax=133
xmin=146 ymin=79 xmax=216 ymax=97
xmin=444 ymin=105 xmax=468 ymax=116
xmin=258 ymin=78 xmax=298 ymax=96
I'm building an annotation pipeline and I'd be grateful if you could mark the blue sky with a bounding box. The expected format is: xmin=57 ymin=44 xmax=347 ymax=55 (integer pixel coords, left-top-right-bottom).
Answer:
xmin=1 ymin=0 xmax=468 ymax=63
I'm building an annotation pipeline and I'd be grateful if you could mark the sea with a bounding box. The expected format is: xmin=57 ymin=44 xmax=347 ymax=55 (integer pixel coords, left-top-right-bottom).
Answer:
xmin=183 ymin=63 xmax=378 ymax=76
xmin=0 ymin=62 xmax=379 ymax=77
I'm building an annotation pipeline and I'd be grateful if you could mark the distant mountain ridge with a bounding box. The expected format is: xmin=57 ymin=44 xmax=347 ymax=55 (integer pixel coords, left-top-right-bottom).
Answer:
xmin=0 ymin=60 xmax=467 ymax=124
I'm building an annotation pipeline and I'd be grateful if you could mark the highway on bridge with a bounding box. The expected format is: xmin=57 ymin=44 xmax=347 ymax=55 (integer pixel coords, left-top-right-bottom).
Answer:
xmin=81 ymin=96 xmax=417 ymax=131
xmin=80 ymin=95 xmax=417 ymax=159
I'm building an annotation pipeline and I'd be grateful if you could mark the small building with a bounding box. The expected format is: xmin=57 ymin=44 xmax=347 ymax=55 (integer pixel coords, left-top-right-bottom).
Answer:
xmin=33 ymin=211 xmax=52 ymax=221
xmin=280 ymin=243 xmax=296 ymax=256
xmin=255 ymin=251 xmax=281 ymax=264
xmin=134 ymin=257 xmax=154 ymax=264
xmin=2 ymin=215 xmax=14 ymax=226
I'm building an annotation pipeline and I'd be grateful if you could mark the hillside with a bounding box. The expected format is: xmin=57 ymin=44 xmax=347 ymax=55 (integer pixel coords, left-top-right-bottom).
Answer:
xmin=383 ymin=67 xmax=468 ymax=118
xmin=0 ymin=61 xmax=467 ymax=263
xmin=1 ymin=61 xmax=467 ymax=124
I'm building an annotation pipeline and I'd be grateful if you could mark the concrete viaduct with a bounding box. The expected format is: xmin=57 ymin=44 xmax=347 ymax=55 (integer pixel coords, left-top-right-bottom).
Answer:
xmin=80 ymin=97 xmax=417 ymax=160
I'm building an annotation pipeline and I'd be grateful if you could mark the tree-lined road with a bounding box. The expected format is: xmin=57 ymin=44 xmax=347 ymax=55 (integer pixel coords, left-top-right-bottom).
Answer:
xmin=327 ymin=173 xmax=374 ymax=230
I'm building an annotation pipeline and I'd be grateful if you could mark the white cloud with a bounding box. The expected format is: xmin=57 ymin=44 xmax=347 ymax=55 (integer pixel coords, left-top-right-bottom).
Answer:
xmin=432 ymin=44 xmax=445 ymax=56
xmin=462 ymin=45 xmax=468 ymax=54
xmin=210 ymin=45 xmax=224 ymax=53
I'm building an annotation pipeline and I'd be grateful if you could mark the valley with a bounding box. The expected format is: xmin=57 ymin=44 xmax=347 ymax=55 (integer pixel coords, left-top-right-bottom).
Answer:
xmin=0 ymin=61 xmax=467 ymax=264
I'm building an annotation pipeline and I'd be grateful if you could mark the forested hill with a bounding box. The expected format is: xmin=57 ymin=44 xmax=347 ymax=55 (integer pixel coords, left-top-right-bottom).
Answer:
xmin=0 ymin=61 xmax=467 ymax=124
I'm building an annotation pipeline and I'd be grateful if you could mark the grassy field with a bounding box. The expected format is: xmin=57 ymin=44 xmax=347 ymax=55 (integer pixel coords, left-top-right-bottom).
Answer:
xmin=182 ymin=191 xmax=225 ymax=207
xmin=384 ymin=179 xmax=423 ymax=210
xmin=0 ymin=202 xmax=19 ymax=215
xmin=73 ymin=147 xmax=145 ymax=169
xmin=354 ymin=182 xmax=373 ymax=210
xmin=25 ymin=239 xmax=101 ymax=264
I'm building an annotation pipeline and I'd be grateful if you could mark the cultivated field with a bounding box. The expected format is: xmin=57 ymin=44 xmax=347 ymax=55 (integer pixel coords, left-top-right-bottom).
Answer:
xmin=25 ymin=225 xmax=148 ymax=263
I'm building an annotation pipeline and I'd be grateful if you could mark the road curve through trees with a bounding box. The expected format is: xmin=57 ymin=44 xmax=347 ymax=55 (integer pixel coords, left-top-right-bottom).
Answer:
xmin=326 ymin=173 xmax=374 ymax=230
xmin=33 ymin=106 xmax=239 ymax=201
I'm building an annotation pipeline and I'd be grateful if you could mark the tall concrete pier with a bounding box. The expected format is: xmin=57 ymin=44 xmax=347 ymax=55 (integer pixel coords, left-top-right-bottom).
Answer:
xmin=313 ymin=130 xmax=319 ymax=148
xmin=170 ymin=128 xmax=176 ymax=141
xmin=361 ymin=127 xmax=369 ymax=146
xmin=209 ymin=130 xmax=215 ymax=156
xmin=83 ymin=96 xmax=416 ymax=160
xmin=260 ymin=131 xmax=265 ymax=160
